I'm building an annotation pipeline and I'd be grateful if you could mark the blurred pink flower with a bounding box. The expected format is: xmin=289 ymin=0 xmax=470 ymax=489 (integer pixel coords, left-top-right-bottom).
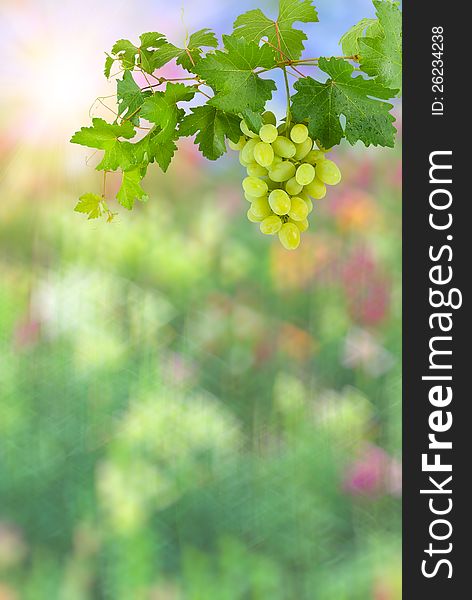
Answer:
xmin=162 ymin=352 xmax=196 ymax=385
xmin=13 ymin=316 xmax=41 ymax=350
xmin=343 ymin=444 xmax=402 ymax=498
xmin=341 ymin=247 xmax=391 ymax=326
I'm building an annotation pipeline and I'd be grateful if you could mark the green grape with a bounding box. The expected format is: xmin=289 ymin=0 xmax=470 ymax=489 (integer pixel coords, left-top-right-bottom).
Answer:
xmin=305 ymin=149 xmax=327 ymax=165
xmin=290 ymin=123 xmax=309 ymax=144
xmin=268 ymin=189 xmax=291 ymax=215
xmin=269 ymin=161 xmax=296 ymax=183
xmin=291 ymin=218 xmax=309 ymax=232
xmin=259 ymin=124 xmax=278 ymax=144
xmin=250 ymin=196 xmax=272 ymax=220
xmin=285 ymin=177 xmax=303 ymax=196
xmin=294 ymin=137 xmax=313 ymax=161
xmin=278 ymin=222 xmax=301 ymax=250
xmin=262 ymin=111 xmax=277 ymax=126
xmin=241 ymin=138 xmax=259 ymax=164
xmin=296 ymin=163 xmax=315 ymax=186
xmin=305 ymin=177 xmax=327 ymax=200
xmin=316 ymin=159 xmax=341 ymax=185
xmin=247 ymin=163 xmax=267 ymax=177
xmin=229 ymin=136 xmax=247 ymax=151
xmin=242 ymin=176 xmax=268 ymax=198
xmin=240 ymin=120 xmax=257 ymax=138
xmin=303 ymin=196 xmax=314 ymax=213
xmin=245 ymin=192 xmax=259 ymax=203
xmin=272 ymin=136 xmax=296 ymax=159
xmin=247 ymin=208 xmax=262 ymax=223
xmin=239 ymin=153 xmax=250 ymax=167
xmin=254 ymin=142 xmax=275 ymax=168
xmin=269 ymin=155 xmax=283 ymax=168
xmin=260 ymin=215 xmax=283 ymax=235
xmin=288 ymin=196 xmax=309 ymax=221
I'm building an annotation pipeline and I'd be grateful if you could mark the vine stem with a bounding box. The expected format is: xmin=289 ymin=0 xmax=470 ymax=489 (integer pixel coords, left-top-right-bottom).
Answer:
xmin=102 ymin=170 xmax=108 ymax=198
xmin=255 ymin=54 xmax=360 ymax=74
xmin=262 ymin=38 xmax=306 ymax=78
xmin=282 ymin=65 xmax=291 ymax=132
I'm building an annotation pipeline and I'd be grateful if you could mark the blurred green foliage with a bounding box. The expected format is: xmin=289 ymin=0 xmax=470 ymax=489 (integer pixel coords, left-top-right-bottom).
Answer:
xmin=0 ymin=132 xmax=401 ymax=598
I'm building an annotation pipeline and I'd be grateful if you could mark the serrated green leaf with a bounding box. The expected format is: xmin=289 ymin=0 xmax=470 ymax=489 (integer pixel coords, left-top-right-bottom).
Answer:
xmin=149 ymin=43 xmax=182 ymax=69
xmin=359 ymin=0 xmax=402 ymax=93
xmin=240 ymin=109 xmax=263 ymax=135
xmin=195 ymin=35 xmax=276 ymax=114
xmin=139 ymin=32 xmax=168 ymax=73
xmin=95 ymin=142 xmax=136 ymax=172
xmin=339 ymin=18 xmax=379 ymax=56
xmin=74 ymin=193 xmax=105 ymax=220
xmin=70 ymin=118 xmax=137 ymax=171
xmin=116 ymin=167 xmax=149 ymax=210
xmin=179 ymin=105 xmax=241 ymax=160
xmin=111 ymin=39 xmax=139 ymax=70
xmin=117 ymin=71 xmax=151 ymax=125
xmin=141 ymin=83 xmax=195 ymax=129
xmin=139 ymin=32 xmax=166 ymax=48
xmin=70 ymin=118 xmax=135 ymax=148
xmin=104 ymin=55 xmax=114 ymax=78
xmin=146 ymin=28 xmax=219 ymax=72
xmin=139 ymin=83 xmax=195 ymax=171
xmin=188 ymin=29 xmax=218 ymax=50
xmin=233 ymin=0 xmax=318 ymax=61
xmin=152 ymin=141 xmax=178 ymax=173
xmin=108 ymin=33 xmax=167 ymax=74
xmin=291 ymin=58 xmax=397 ymax=148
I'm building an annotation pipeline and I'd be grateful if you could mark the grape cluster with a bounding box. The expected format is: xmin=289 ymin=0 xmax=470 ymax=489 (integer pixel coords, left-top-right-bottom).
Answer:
xmin=229 ymin=112 xmax=342 ymax=250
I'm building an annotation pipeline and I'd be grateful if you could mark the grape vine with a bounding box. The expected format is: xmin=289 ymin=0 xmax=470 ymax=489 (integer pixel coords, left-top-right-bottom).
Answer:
xmin=71 ymin=0 xmax=402 ymax=249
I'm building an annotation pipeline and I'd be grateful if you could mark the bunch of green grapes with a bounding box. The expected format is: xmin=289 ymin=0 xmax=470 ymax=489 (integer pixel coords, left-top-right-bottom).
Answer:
xmin=229 ymin=112 xmax=342 ymax=250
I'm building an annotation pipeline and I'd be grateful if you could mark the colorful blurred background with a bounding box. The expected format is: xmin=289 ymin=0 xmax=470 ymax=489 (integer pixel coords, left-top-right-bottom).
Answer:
xmin=0 ymin=0 xmax=401 ymax=598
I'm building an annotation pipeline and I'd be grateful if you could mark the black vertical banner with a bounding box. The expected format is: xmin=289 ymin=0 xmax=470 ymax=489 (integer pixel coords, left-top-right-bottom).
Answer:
xmin=403 ymin=2 xmax=469 ymax=598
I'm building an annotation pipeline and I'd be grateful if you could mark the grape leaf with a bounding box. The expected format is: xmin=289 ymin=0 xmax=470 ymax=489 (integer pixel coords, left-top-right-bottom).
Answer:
xmin=233 ymin=0 xmax=318 ymax=60
xmin=104 ymin=55 xmax=114 ymax=78
xmin=111 ymin=39 xmax=139 ymax=70
xmin=74 ymin=193 xmax=106 ymax=220
xmin=132 ymin=128 xmax=167 ymax=170
xmin=178 ymin=29 xmax=219 ymax=71
xmin=179 ymin=105 xmax=241 ymax=160
xmin=70 ymin=118 xmax=137 ymax=171
xmin=117 ymin=71 xmax=151 ymax=125
xmin=195 ymin=35 xmax=276 ymax=114
xmin=71 ymin=118 xmax=135 ymax=148
xmin=106 ymin=32 xmax=167 ymax=74
xmin=140 ymin=83 xmax=195 ymax=130
xmin=139 ymin=32 xmax=168 ymax=73
xmin=339 ymin=18 xmax=380 ymax=56
xmin=291 ymin=57 xmax=397 ymax=148
xmin=138 ymin=28 xmax=219 ymax=72
xmin=144 ymin=43 xmax=181 ymax=70
xmin=188 ymin=29 xmax=218 ymax=49
xmin=116 ymin=167 xmax=149 ymax=210
xmin=359 ymin=0 xmax=402 ymax=93
xmin=240 ymin=109 xmax=263 ymax=135
xmin=139 ymin=83 xmax=195 ymax=171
